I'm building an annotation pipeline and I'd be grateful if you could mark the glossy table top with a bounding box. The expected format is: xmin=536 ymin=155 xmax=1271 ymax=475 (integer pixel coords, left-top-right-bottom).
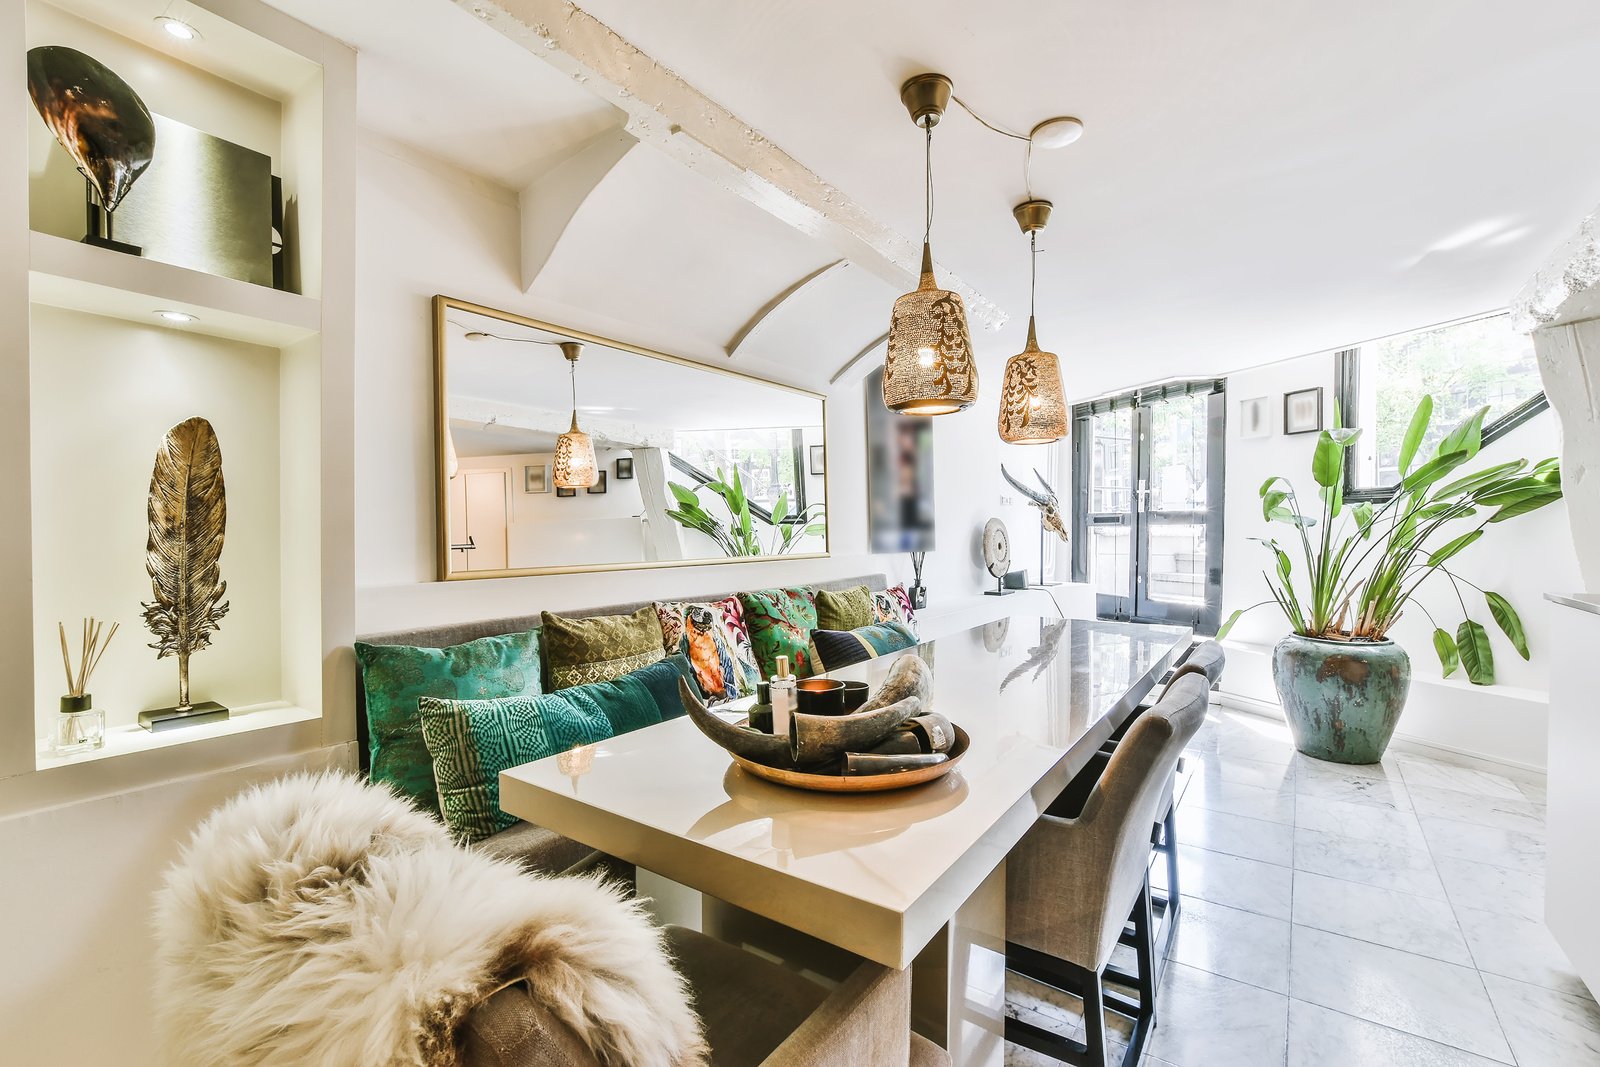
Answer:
xmin=499 ymin=616 xmax=1192 ymax=967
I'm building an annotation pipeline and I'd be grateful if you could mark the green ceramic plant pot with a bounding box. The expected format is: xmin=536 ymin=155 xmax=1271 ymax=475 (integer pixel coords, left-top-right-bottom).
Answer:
xmin=1272 ymin=634 xmax=1410 ymax=764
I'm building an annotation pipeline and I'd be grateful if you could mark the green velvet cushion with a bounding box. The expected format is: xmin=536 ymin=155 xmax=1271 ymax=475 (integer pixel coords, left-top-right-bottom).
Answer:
xmin=738 ymin=587 xmax=820 ymax=679
xmin=815 ymin=584 xmax=874 ymax=632
xmin=355 ymin=631 xmax=541 ymax=815
xmin=809 ymin=622 xmax=919 ymax=673
xmin=419 ymin=655 xmax=697 ymax=842
xmin=541 ymin=606 xmax=665 ymax=690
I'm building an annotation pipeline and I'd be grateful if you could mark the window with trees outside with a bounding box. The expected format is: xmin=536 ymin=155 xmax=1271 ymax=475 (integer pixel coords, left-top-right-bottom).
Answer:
xmin=1336 ymin=311 xmax=1547 ymax=499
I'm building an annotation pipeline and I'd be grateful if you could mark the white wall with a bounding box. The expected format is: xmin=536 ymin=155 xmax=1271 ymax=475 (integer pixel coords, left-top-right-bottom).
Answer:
xmin=1221 ymin=349 xmax=1579 ymax=768
xmin=353 ymin=131 xmax=1039 ymax=631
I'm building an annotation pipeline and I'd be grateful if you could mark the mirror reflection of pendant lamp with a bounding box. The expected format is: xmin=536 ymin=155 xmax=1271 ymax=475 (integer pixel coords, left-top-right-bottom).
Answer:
xmin=553 ymin=341 xmax=598 ymax=489
xmin=883 ymin=74 xmax=978 ymax=416
xmin=998 ymin=199 xmax=1068 ymax=445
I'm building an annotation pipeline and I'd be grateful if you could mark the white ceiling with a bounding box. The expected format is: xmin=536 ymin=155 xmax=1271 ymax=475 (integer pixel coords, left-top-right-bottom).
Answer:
xmin=276 ymin=0 xmax=1600 ymax=397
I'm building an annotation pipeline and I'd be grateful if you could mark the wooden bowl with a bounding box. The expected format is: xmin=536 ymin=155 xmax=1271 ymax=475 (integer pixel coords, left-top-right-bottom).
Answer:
xmin=728 ymin=725 xmax=969 ymax=793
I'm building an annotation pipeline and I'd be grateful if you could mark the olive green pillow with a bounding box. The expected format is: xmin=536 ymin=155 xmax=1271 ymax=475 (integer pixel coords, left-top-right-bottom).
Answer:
xmin=541 ymin=606 xmax=665 ymax=690
xmin=355 ymin=630 xmax=541 ymax=815
xmin=815 ymin=584 xmax=875 ymax=632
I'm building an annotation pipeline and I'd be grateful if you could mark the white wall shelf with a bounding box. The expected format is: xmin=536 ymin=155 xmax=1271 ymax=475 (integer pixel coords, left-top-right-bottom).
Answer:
xmin=29 ymin=231 xmax=320 ymax=347
xmin=33 ymin=702 xmax=319 ymax=772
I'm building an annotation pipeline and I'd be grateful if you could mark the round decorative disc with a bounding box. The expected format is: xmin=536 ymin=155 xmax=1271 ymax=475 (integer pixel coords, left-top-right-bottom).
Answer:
xmin=983 ymin=517 xmax=1011 ymax=578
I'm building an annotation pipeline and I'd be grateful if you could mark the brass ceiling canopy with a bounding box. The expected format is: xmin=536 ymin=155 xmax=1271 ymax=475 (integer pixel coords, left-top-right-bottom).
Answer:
xmin=1012 ymin=199 xmax=1053 ymax=234
xmin=899 ymin=73 xmax=952 ymax=128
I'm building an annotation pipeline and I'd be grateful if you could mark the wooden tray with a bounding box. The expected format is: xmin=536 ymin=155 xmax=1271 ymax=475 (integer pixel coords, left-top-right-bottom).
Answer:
xmin=728 ymin=725 xmax=969 ymax=793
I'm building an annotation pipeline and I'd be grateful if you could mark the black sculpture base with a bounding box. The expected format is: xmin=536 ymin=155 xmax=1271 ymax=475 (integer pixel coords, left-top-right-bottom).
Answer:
xmin=139 ymin=700 xmax=228 ymax=732
xmin=82 ymin=233 xmax=142 ymax=256
xmin=984 ymin=577 xmax=1018 ymax=597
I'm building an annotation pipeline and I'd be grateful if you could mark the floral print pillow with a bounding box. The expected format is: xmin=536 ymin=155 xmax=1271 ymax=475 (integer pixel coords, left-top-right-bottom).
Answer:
xmin=737 ymin=587 xmax=820 ymax=679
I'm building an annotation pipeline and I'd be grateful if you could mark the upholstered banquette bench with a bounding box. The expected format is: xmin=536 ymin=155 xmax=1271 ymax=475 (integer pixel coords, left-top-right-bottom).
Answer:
xmin=353 ymin=573 xmax=920 ymax=874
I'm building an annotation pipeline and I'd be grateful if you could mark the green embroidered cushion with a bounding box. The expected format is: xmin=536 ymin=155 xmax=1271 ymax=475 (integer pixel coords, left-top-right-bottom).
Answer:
xmin=541 ymin=606 xmax=665 ymax=690
xmin=809 ymin=621 xmax=919 ymax=673
xmin=737 ymin=586 xmax=819 ymax=679
xmin=355 ymin=630 xmax=541 ymax=815
xmin=815 ymin=584 xmax=875 ymax=631
xmin=419 ymin=655 xmax=696 ymax=842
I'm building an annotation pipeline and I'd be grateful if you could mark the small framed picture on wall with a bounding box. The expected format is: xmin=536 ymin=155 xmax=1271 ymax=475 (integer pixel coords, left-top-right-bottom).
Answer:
xmin=809 ymin=444 xmax=825 ymax=476
xmin=615 ymin=457 xmax=634 ymax=480
xmin=1239 ymin=396 xmax=1271 ymax=439
xmin=1283 ymin=387 xmax=1324 ymax=435
xmin=587 ymin=471 xmax=608 ymax=495
xmin=524 ymin=464 xmax=551 ymax=493
xmin=556 ymin=486 xmax=577 ymax=498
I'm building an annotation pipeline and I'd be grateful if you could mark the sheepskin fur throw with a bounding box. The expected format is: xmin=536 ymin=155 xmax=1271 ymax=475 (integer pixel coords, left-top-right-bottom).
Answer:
xmin=152 ymin=771 xmax=706 ymax=1067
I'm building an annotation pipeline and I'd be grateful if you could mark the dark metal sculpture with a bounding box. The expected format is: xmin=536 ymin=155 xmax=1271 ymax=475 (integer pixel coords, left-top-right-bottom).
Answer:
xmin=26 ymin=45 xmax=156 ymax=252
xmin=1001 ymin=465 xmax=1069 ymax=543
xmin=141 ymin=417 xmax=229 ymax=716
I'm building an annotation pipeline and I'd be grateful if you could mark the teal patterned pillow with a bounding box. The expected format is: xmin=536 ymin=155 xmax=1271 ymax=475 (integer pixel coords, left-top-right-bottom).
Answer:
xmin=809 ymin=622 xmax=918 ymax=673
xmin=738 ymin=587 xmax=820 ymax=679
xmin=355 ymin=631 xmax=541 ymax=815
xmin=418 ymin=655 xmax=696 ymax=842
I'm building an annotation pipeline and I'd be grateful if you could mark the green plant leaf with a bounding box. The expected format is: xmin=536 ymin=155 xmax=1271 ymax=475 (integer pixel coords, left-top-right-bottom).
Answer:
xmin=1484 ymin=591 xmax=1530 ymax=660
xmin=1432 ymin=627 xmax=1459 ymax=677
xmin=1436 ymin=460 xmax=1527 ymax=499
xmin=1456 ymin=619 xmax=1495 ymax=686
xmin=1262 ymin=489 xmax=1289 ymax=520
xmin=1217 ymin=607 xmax=1248 ymax=639
xmin=1401 ymin=449 xmax=1471 ymax=494
xmin=770 ymin=493 xmax=788 ymax=526
xmin=1312 ymin=431 xmax=1345 ymax=488
xmin=1427 ymin=529 xmax=1483 ymax=567
xmin=1489 ymin=489 xmax=1563 ymax=522
xmin=1398 ymin=396 xmax=1433 ymax=476
xmin=1352 ymin=502 xmax=1376 ymax=538
xmin=668 ymin=481 xmax=700 ymax=507
xmin=1438 ymin=406 xmax=1489 ymax=463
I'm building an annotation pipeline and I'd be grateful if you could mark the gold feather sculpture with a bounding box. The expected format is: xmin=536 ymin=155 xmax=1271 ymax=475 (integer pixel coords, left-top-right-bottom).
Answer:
xmin=141 ymin=417 xmax=229 ymax=712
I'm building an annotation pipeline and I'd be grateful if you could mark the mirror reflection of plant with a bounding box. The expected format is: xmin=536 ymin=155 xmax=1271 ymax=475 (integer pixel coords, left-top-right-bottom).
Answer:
xmin=1219 ymin=397 xmax=1562 ymax=685
xmin=666 ymin=467 xmax=826 ymax=557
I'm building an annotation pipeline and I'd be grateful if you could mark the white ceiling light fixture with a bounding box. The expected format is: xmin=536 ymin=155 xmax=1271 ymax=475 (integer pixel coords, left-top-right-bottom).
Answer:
xmin=1030 ymin=117 xmax=1085 ymax=150
xmin=155 ymin=310 xmax=197 ymax=323
xmin=154 ymin=14 xmax=200 ymax=41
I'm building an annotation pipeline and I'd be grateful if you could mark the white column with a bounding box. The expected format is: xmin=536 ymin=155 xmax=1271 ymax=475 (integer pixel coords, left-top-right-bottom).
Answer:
xmin=632 ymin=447 xmax=685 ymax=561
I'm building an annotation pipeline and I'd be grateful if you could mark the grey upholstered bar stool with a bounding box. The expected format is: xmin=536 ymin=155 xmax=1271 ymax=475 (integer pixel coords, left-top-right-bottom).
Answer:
xmin=462 ymin=926 xmax=949 ymax=1067
xmin=1005 ymin=672 xmax=1211 ymax=1067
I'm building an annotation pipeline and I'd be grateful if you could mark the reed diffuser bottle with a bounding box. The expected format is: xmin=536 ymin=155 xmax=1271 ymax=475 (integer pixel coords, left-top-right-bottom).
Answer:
xmin=54 ymin=618 xmax=117 ymax=755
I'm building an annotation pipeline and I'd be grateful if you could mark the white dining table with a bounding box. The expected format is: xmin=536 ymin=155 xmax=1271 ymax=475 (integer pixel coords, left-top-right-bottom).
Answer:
xmin=499 ymin=615 xmax=1193 ymax=1066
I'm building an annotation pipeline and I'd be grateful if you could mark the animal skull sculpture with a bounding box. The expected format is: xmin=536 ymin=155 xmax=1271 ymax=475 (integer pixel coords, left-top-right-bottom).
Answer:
xmin=1001 ymin=465 xmax=1069 ymax=544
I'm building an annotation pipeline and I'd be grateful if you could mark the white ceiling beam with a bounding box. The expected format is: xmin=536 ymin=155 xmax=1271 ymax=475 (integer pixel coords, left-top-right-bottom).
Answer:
xmin=725 ymin=259 xmax=847 ymax=360
xmin=454 ymin=0 xmax=1007 ymax=333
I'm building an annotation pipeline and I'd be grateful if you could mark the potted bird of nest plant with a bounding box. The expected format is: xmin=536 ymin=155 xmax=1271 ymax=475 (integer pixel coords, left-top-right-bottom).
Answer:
xmin=1219 ymin=398 xmax=1562 ymax=764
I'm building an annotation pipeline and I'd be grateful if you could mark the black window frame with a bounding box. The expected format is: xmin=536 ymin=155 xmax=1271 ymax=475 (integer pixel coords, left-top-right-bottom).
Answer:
xmin=1334 ymin=320 xmax=1550 ymax=504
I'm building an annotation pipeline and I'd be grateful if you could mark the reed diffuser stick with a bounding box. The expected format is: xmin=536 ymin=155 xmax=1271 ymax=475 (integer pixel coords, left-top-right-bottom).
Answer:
xmin=58 ymin=617 xmax=117 ymax=698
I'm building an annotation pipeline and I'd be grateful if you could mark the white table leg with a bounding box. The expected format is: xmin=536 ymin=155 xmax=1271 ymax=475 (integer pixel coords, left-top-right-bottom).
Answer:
xmin=637 ymin=868 xmax=704 ymax=932
xmin=912 ymin=859 xmax=1007 ymax=1067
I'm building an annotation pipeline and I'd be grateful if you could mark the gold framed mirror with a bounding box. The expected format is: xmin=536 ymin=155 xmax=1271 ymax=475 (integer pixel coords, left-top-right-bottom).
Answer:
xmin=433 ymin=297 xmax=830 ymax=580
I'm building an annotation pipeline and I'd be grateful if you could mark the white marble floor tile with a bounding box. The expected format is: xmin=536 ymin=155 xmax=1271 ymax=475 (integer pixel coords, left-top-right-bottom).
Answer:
xmin=1288 ymin=925 xmax=1514 ymax=1062
xmin=1294 ymin=759 xmax=1414 ymax=810
xmin=1185 ymin=776 xmax=1296 ymax=825
xmin=1146 ymin=961 xmax=1288 ymax=1066
xmin=1420 ymin=816 xmax=1546 ymax=874
xmin=1396 ymin=758 xmax=1528 ymax=801
xmin=1186 ymin=751 xmax=1297 ymax=792
xmin=1165 ymin=895 xmax=1292 ymax=993
xmin=1294 ymin=750 xmax=1400 ymax=780
xmin=1454 ymin=904 xmax=1592 ymax=999
xmin=1291 ymin=870 xmax=1473 ymax=966
xmin=1407 ymin=784 xmax=1547 ymax=835
xmin=1294 ymin=793 xmax=1430 ymax=849
xmin=1171 ymin=844 xmax=1293 ymax=921
xmin=1481 ymin=972 xmax=1600 ymax=1065
xmin=1434 ymin=857 xmax=1546 ymax=923
xmin=1514 ymin=776 xmax=1548 ymax=805
xmin=1177 ymin=805 xmax=1294 ymax=867
xmin=1285 ymin=1000 xmax=1511 ymax=1066
xmin=1292 ymin=825 xmax=1448 ymax=900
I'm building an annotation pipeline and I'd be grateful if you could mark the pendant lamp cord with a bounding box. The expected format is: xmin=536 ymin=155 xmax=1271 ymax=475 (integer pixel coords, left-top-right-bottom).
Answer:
xmin=923 ymin=123 xmax=934 ymax=245
xmin=1030 ymin=229 xmax=1037 ymax=322
xmin=569 ymin=356 xmax=577 ymax=414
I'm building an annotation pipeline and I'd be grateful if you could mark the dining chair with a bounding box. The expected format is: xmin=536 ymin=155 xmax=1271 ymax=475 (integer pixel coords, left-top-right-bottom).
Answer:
xmin=1004 ymin=672 xmax=1211 ymax=1067
xmin=461 ymin=924 xmax=949 ymax=1067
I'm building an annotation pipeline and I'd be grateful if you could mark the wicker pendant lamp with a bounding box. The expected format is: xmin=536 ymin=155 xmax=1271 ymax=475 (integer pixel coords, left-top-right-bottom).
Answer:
xmin=553 ymin=341 xmax=598 ymax=489
xmin=883 ymin=74 xmax=978 ymax=416
xmin=998 ymin=200 xmax=1067 ymax=445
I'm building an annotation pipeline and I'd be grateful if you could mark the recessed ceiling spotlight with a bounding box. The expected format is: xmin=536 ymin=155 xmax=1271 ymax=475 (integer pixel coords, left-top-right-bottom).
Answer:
xmin=155 ymin=310 xmax=197 ymax=323
xmin=1030 ymin=117 xmax=1084 ymax=150
xmin=155 ymin=16 xmax=201 ymax=41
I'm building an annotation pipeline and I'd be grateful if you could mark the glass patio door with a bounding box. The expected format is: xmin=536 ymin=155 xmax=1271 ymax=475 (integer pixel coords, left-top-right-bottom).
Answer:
xmin=1073 ymin=382 xmax=1225 ymax=632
